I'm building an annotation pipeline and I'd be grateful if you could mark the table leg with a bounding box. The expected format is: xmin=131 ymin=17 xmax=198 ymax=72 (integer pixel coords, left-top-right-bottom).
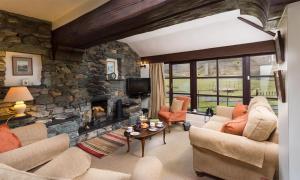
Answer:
xmin=163 ymin=128 xmax=166 ymax=144
xmin=126 ymin=136 xmax=130 ymax=153
xmin=141 ymin=138 xmax=145 ymax=157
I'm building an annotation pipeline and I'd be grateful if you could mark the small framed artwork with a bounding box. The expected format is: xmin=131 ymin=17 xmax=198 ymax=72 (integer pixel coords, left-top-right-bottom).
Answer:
xmin=12 ymin=56 xmax=33 ymax=76
xmin=106 ymin=58 xmax=118 ymax=80
xmin=274 ymin=70 xmax=286 ymax=103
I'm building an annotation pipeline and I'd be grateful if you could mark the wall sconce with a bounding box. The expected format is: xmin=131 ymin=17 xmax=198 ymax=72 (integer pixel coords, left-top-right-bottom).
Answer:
xmin=140 ymin=59 xmax=148 ymax=68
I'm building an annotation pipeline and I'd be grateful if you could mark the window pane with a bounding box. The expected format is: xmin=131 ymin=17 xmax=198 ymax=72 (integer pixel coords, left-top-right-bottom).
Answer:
xmin=197 ymin=96 xmax=217 ymax=113
xmin=219 ymin=78 xmax=243 ymax=96
xmin=197 ymin=60 xmax=217 ymax=77
xmin=218 ymin=58 xmax=243 ymax=76
xmin=164 ymin=78 xmax=170 ymax=94
xmin=219 ymin=97 xmax=243 ymax=107
xmin=197 ymin=79 xmax=217 ymax=95
xmin=173 ymin=79 xmax=190 ymax=93
xmin=251 ymin=77 xmax=277 ymax=98
xmin=165 ymin=93 xmax=170 ymax=106
xmin=250 ymin=55 xmax=277 ymax=76
xmin=164 ymin=64 xmax=169 ymax=78
xmin=172 ymin=64 xmax=190 ymax=77
xmin=268 ymin=99 xmax=278 ymax=114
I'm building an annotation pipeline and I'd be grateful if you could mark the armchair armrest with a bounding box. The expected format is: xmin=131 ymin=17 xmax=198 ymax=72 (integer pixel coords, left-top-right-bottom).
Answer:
xmin=0 ymin=134 xmax=69 ymax=171
xmin=11 ymin=123 xmax=47 ymax=146
xmin=216 ymin=106 xmax=234 ymax=119
xmin=159 ymin=105 xmax=170 ymax=112
xmin=189 ymin=126 xmax=278 ymax=168
xmin=132 ymin=156 xmax=163 ymax=180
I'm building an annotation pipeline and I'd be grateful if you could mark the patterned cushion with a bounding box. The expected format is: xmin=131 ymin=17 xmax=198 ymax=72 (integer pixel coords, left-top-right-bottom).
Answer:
xmin=170 ymin=99 xmax=183 ymax=112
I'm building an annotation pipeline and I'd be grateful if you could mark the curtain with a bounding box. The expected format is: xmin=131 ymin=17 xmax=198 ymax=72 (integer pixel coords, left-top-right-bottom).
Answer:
xmin=149 ymin=63 xmax=165 ymax=118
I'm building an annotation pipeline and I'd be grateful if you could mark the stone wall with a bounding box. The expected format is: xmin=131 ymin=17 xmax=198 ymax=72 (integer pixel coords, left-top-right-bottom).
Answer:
xmin=0 ymin=10 xmax=141 ymax=128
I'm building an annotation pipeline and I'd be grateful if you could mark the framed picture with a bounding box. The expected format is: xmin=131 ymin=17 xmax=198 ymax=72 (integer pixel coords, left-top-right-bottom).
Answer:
xmin=106 ymin=58 xmax=118 ymax=80
xmin=274 ymin=70 xmax=286 ymax=103
xmin=12 ymin=56 xmax=33 ymax=76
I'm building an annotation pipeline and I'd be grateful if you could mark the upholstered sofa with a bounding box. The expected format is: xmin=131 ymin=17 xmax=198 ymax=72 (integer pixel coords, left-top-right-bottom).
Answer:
xmin=0 ymin=123 xmax=163 ymax=180
xmin=189 ymin=97 xmax=279 ymax=180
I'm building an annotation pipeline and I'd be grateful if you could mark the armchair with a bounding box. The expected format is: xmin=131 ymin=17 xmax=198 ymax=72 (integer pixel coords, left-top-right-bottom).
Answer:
xmin=158 ymin=96 xmax=190 ymax=132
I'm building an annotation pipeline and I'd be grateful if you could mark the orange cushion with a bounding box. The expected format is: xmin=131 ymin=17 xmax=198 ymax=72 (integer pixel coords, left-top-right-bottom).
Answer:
xmin=0 ymin=124 xmax=21 ymax=153
xmin=221 ymin=114 xmax=248 ymax=136
xmin=232 ymin=103 xmax=248 ymax=119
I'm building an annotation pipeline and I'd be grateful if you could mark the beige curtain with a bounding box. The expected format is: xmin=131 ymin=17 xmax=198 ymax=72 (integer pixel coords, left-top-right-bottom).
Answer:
xmin=149 ymin=63 xmax=165 ymax=118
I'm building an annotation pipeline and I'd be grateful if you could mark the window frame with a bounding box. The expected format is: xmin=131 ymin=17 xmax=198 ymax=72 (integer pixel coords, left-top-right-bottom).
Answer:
xmin=164 ymin=53 xmax=278 ymax=113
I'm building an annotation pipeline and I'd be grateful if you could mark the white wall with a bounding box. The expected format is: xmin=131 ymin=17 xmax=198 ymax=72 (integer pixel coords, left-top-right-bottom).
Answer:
xmin=4 ymin=52 xmax=42 ymax=86
xmin=278 ymin=2 xmax=300 ymax=179
xmin=120 ymin=10 xmax=273 ymax=57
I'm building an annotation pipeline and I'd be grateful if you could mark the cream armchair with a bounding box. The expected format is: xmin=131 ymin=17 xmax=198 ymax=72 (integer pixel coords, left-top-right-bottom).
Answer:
xmin=189 ymin=105 xmax=279 ymax=180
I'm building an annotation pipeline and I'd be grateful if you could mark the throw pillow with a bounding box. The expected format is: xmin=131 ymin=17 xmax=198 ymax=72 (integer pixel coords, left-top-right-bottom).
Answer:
xmin=243 ymin=105 xmax=277 ymax=141
xmin=0 ymin=124 xmax=21 ymax=153
xmin=221 ymin=114 xmax=248 ymax=136
xmin=170 ymin=99 xmax=184 ymax=113
xmin=232 ymin=103 xmax=248 ymax=119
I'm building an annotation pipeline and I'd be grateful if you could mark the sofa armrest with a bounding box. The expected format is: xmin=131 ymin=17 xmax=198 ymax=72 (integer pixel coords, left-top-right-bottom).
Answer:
xmin=132 ymin=156 xmax=163 ymax=180
xmin=216 ymin=106 xmax=234 ymax=119
xmin=0 ymin=134 xmax=69 ymax=171
xmin=11 ymin=123 xmax=47 ymax=146
xmin=189 ymin=126 xmax=277 ymax=168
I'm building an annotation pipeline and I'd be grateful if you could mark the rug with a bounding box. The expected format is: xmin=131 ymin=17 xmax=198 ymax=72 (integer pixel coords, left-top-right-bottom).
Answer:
xmin=77 ymin=128 xmax=128 ymax=158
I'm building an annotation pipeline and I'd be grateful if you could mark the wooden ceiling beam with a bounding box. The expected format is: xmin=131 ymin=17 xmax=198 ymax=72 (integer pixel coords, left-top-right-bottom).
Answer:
xmin=143 ymin=40 xmax=276 ymax=63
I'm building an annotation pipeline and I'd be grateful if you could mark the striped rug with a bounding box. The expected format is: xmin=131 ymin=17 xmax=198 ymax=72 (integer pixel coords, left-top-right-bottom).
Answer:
xmin=77 ymin=128 xmax=127 ymax=158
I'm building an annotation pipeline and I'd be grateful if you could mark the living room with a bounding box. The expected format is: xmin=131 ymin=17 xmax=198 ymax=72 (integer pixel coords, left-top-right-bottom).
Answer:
xmin=0 ymin=0 xmax=300 ymax=180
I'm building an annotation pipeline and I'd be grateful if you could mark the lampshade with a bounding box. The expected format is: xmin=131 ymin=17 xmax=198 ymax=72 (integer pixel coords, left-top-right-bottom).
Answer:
xmin=4 ymin=87 xmax=34 ymax=102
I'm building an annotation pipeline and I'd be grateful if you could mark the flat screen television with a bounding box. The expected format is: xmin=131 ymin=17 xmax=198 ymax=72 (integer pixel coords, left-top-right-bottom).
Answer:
xmin=126 ymin=78 xmax=150 ymax=97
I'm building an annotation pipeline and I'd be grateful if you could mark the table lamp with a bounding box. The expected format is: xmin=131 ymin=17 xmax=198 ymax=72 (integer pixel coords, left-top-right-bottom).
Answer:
xmin=4 ymin=87 xmax=34 ymax=117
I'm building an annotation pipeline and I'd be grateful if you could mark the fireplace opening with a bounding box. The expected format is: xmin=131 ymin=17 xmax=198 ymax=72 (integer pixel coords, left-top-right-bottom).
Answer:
xmin=92 ymin=100 xmax=107 ymax=122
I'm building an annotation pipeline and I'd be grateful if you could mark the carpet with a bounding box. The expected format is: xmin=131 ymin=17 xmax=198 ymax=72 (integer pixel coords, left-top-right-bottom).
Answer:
xmin=77 ymin=128 xmax=128 ymax=158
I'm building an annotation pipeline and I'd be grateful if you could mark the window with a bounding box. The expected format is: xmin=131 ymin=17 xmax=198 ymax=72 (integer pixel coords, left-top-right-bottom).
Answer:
xmin=197 ymin=60 xmax=217 ymax=112
xmin=172 ymin=63 xmax=191 ymax=108
xmin=250 ymin=55 xmax=278 ymax=113
xmin=164 ymin=54 xmax=278 ymax=113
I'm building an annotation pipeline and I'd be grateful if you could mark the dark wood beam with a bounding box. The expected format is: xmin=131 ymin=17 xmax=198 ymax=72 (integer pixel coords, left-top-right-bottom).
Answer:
xmin=53 ymin=0 xmax=230 ymax=48
xmin=52 ymin=0 xmax=274 ymax=49
xmin=237 ymin=17 xmax=276 ymax=36
xmin=143 ymin=40 xmax=276 ymax=63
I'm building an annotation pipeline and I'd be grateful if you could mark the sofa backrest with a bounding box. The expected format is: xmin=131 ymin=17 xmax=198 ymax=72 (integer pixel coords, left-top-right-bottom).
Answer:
xmin=11 ymin=123 xmax=47 ymax=146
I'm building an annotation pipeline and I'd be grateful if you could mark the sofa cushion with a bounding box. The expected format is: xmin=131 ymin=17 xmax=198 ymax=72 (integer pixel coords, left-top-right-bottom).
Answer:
xmin=243 ymin=106 xmax=277 ymax=141
xmin=34 ymin=147 xmax=91 ymax=179
xmin=0 ymin=124 xmax=21 ymax=153
xmin=232 ymin=104 xmax=247 ymax=119
xmin=170 ymin=99 xmax=183 ymax=112
xmin=221 ymin=114 xmax=248 ymax=136
xmin=248 ymin=96 xmax=269 ymax=112
xmin=75 ymin=168 xmax=131 ymax=180
xmin=11 ymin=123 xmax=47 ymax=146
xmin=203 ymin=116 xmax=231 ymax=131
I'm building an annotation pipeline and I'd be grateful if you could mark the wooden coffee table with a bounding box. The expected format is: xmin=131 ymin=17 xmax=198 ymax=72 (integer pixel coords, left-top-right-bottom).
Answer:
xmin=124 ymin=122 xmax=166 ymax=157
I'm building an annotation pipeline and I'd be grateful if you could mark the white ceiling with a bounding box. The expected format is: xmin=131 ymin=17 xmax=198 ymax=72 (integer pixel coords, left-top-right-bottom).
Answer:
xmin=0 ymin=0 xmax=110 ymax=29
xmin=119 ymin=10 xmax=274 ymax=57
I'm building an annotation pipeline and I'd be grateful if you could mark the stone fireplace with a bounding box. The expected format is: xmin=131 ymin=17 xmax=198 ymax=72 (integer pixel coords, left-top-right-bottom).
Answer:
xmin=0 ymin=10 xmax=143 ymax=145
